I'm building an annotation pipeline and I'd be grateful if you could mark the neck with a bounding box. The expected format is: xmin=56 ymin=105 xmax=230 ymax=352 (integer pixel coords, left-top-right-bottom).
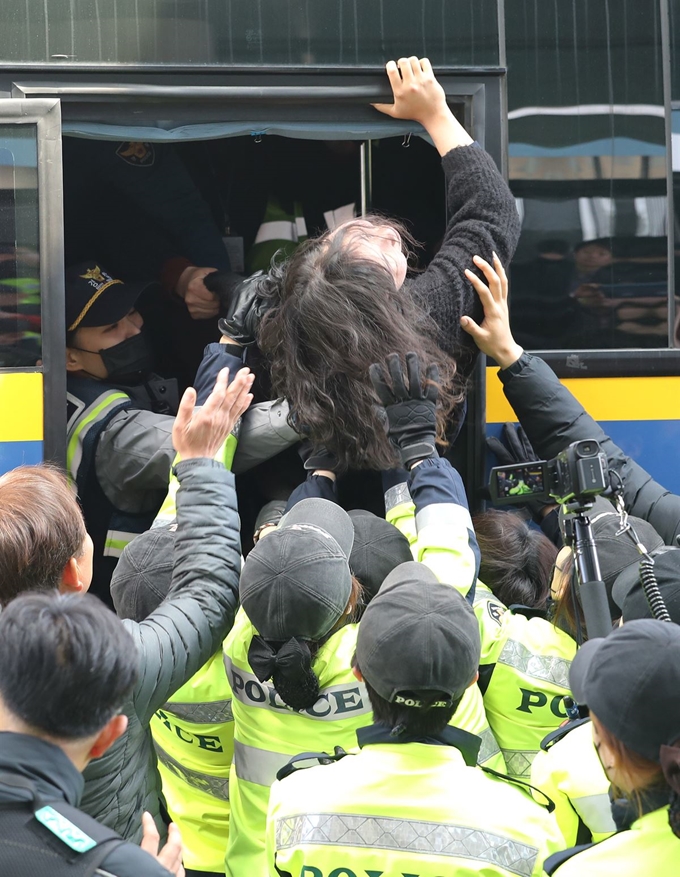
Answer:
xmin=0 ymin=700 xmax=91 ymax=772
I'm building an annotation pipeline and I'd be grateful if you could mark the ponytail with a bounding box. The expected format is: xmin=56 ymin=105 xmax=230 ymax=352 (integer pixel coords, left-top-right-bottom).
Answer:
xmin=660 ymin=743 xmax=680 ymax=838
xmin=248 ymin=635 xmax=320 ymax=711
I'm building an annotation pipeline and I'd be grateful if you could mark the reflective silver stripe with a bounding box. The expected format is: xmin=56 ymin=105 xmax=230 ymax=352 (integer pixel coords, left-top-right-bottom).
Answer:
xmin=497 ymin=639 xmax=571 ymax=689
xmin=254 ymin=219 xmax=301 ymax=245
xmin=66 ymin=390 xmax=128 ymax=479
xmin=233 ymin=739 xmax=286 ymax=787
xmin=500 ymin=749 xmax=537 ymax=778
xmin=384 ymin=482 xmax=412 ymax=513
xmin=162 ymin=698 xmax=233 ymax=724
xmin=224 ymin=655 xmax=371 ymax=722
xmin=477 ymin=726 xmax=502 ymax=765
xmin=154 ymin=742 xmax=230 ymax=801
xmin=276 ymin=813 xmax=539 ymax=877
xmin=416 ymin=502 xmax=474 ymax=534
xmin=103 ymin=529 xmax=139 ymax=559
xmin=572 ymin=793 xmax=617 ymax=835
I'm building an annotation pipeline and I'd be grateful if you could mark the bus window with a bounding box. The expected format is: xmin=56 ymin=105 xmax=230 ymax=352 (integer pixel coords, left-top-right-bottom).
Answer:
xmin=506 ymin=3 xmax=670 ymax=352
xmin=0 ymin=130 xmax=41 ymax=368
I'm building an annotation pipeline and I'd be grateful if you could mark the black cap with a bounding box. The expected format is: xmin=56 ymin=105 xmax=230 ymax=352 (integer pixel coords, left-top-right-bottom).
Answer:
xmin=240 ymin=498 xmax=354 ymax=642
xmin=613 ymin=547 xmax=680 ymax=624
xmin=569 ymin=619 xmax=680 ymax=762
xmin=110 ymin=525 xmax=176 ymax=622
xmin=348 ymin=509 xmax=412 ymax=603
xmin=356 ymin=561 xmax=481 ymax=708
xmin=559 ymin=496 xmax=664 ymax=616
xmin=65 ymin=262 xmax=154 ymax=333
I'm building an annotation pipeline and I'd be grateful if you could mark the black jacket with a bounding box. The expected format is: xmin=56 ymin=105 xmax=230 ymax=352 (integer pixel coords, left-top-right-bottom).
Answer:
xmin=498 ymin=351 xmax=680 ymax=546
xmin=0 ymin=733 xmax=172 ymax=876
xmin=408 ymin=143 xmax=521 ymax=379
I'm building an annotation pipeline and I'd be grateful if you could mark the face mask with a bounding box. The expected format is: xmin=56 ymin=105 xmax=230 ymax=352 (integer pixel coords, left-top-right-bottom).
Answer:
xmin=73 ymin=332 xmax=155 ymax=384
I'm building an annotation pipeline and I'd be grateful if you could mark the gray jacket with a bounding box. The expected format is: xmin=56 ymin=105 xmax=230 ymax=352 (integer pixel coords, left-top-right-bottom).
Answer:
xmin=497 ymin=351 xmax=680 ymax=546
xmin=97 ymin=398 xmax=297 ymax=513
xmin=80 ymin=457 xmax=241 ymax=843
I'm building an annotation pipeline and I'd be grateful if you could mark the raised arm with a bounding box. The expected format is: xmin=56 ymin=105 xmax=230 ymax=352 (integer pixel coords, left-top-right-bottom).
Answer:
xmin=373 ymin=57 xmax=520 ymax=369
xmin=461 ymin=255 xmax=680 ymax=546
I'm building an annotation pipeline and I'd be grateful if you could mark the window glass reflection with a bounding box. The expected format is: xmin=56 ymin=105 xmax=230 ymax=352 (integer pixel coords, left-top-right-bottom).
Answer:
xmin=0 ymin=129 xmax=41 ymax=368
xmin=2 ymin=0 xmax=499 ymax=67
xmin=506 ymin=3 xmax=668 ymax=350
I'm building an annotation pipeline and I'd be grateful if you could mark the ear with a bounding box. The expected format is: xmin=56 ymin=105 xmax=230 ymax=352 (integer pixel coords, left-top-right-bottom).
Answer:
xmin=59 ymin=557 xmax=83 ymax=594
xmin=87 ymin=714 xmax=128 ymax=760
xmin=352 ymin=665 xmax=364 ymax=683
xmin=66 ymin=347 xmax=84 ymax=374
xmin=467 ymin=671 xmax=479 ymax=689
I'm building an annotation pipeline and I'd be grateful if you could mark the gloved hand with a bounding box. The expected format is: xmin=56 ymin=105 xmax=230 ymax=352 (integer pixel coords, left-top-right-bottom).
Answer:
xmin=205 ymin=270 xmax=273 ymax=346
xmin=369 ymin=351 xmax=439 ymax=470
xmin=486 ymin=422 xmax=537 ymax=468
xmin=487 ymin=422 xmax=554 ymax=520
xmin=298 ymin=440 xmax=341 ymax=474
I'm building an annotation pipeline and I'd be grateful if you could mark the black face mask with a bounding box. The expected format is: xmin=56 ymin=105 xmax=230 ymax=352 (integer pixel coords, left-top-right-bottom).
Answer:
xmin=73 ymin=332 xmax=155 ymax=384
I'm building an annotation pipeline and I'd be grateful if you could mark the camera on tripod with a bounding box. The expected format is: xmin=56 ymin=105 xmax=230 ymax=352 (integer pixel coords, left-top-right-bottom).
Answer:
xmin=489 ymin=439 xmax=609 ymax=508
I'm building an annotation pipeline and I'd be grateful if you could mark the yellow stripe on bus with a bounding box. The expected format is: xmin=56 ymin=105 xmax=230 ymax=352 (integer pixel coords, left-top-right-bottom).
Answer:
xmin=0 ymin=372 xmax=43 ymax=441
xmin=486 ymin=368 xmax=680 ymax=423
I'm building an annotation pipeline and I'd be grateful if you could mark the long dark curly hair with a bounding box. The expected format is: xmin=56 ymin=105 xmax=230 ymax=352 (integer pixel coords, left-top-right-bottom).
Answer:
xmin=257 ymin=218 xmax=465 ymax=470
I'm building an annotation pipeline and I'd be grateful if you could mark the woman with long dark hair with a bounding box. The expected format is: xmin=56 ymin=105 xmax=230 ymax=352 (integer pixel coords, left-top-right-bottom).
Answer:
xmin=219 ymin=56 xmax=520 ymax=470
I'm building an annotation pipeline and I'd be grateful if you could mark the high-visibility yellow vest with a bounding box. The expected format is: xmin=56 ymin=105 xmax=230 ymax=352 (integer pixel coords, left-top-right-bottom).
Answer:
xmin=386 ymin=491 xmax=505 ymax=773
xmin=531 ymin=719 xmax=615 ymax=846
xmin=266 ymin=738 xmax=564 ymax=877
xmin=152 ymin=432 xmax=238 ymax=528
xmin=150 ymin=649 xmax=234 ymax=873
xmin=547 ymin=805 xmax=678 ymax=877
xmin=223 ymin=611 xmax=370 ymax=876
xmin=474 ymin=582 xmax=578 ymax=779
xmin=246 ymin=197 xmax=308 ymax=274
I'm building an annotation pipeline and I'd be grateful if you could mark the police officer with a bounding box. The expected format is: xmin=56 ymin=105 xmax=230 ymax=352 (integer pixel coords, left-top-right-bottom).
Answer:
xmin=65 ymin=261 xmax=297 ymax=602
xmin=266 ymin=561 xmax=563 ymax=877
xmin=223 ymin=497 xmax=368 ymax=876
xmin=371 ymin=350 xmax=576 ymax=780
xmin=545 ymin=620 xmax=680 ymax=876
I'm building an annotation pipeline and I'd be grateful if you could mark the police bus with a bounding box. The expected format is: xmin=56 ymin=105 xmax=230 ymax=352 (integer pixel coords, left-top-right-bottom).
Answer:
xmin=0 ymin=0 xmax=678 ymax=503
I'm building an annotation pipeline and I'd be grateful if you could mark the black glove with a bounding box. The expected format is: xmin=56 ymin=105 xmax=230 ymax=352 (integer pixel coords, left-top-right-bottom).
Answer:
xmin=298 ymin=440 xmax=341 ymax=473
xmin=369 ymin=351 xmax=439 ymax=470
xmin=206 ymin=270 xmax=274 ymax=346
xmin=486 ymin=422 xmax=538 ymax=468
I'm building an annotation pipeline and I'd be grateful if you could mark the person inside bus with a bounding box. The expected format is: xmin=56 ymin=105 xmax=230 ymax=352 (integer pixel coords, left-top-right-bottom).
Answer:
xmin=212 ymin=55 xmax=521 ymax=472
xmin=63 ymin=137 xmax=238 ymax=390
xmin=458 ymin=250 xmax=680 ymax=548
xmin=64 ymin=261 xmax=297 ymax=602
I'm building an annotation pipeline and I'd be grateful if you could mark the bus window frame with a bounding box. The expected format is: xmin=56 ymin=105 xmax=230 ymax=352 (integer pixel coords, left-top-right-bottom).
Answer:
xmin=0 ymin=97 xmax=65 ymax=467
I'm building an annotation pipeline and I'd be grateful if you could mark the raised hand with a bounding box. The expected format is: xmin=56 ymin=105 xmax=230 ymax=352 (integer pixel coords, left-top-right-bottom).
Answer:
xmin=460 ymin=253 xmax=524 ymax=369
xmin=140 ymin=811 xmax=185 ymax=877
xmin=172 ymin=366 xmax=254 ymax=460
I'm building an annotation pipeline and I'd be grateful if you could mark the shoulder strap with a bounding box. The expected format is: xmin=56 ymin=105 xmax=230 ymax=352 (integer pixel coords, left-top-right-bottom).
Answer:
xmin=480 ymin=765 xmax=556 ymax=813
xmin=277 ymin=747 xmax=349 ymax=782
xmin=543 ymin=843 xmax=595 ymax=875
xmin=540 ymin=717 xmax=591 ymax=752
xmin=0 ymin=771 xmax=126 ymax=875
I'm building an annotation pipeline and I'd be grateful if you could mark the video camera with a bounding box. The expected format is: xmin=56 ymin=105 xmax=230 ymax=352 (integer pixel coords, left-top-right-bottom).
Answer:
xmin=489 ymin=439 xmax=609 ymax=509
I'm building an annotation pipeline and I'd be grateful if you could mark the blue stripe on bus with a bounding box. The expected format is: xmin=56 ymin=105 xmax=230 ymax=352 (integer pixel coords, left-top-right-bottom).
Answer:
xmin=0 ymin=441 xmax=44 ymax=475
xmin=487 ymin=420 xmax=680 ymax=498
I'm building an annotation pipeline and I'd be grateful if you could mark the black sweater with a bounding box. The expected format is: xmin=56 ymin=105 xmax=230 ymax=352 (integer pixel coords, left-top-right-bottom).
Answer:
xmin=408 ymin=143 xmax=521 ymax=379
